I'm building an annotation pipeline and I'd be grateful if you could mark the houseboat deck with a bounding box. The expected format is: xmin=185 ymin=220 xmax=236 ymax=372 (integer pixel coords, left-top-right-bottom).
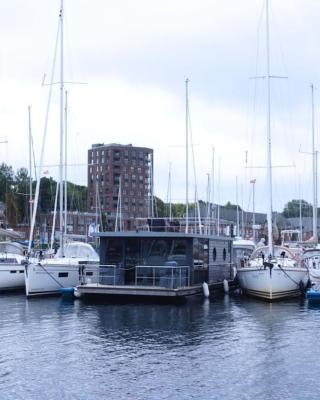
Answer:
xmin=77 ymin=283 xmax=203 ymax=297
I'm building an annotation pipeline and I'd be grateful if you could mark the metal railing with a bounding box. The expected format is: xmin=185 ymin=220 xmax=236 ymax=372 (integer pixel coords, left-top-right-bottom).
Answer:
xmin=84 ymin=264 xmax=191 ymax=288
xmin=135 ymin=265 xmax=190 ymax=289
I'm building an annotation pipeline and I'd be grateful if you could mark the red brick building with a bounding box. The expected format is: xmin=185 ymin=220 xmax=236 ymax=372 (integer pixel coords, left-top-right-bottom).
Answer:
xmin=87 ymin=143 xmax=154 ymax=230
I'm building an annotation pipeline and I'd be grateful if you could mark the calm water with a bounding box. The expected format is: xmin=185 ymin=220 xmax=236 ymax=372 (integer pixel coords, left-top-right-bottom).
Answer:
xmin=1 ymin=293 xmax=320 ymax=400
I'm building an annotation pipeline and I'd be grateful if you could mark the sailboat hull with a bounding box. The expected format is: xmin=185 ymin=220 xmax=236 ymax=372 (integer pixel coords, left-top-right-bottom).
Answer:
xmin=0 ymin=264 xmax=25 ymax=291
xmin=237 ymin=267 xmax=308 ymax=300
xmin=25 ymin=261 xmax=99 ymax=296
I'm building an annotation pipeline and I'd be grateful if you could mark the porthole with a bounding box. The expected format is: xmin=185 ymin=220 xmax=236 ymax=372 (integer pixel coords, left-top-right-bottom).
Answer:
xmin=213 ymin=248 xmax=217 ymax=262
xmin=223 ymin=248 xmax=226 ymax=261
xmin=58 ymin=272 xmax=68 ymax=278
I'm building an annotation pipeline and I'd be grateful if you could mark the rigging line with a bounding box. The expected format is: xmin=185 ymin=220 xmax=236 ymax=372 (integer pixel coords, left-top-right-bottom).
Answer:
xmin=276 ymin=262 xmax=304 ymax=287
xmin=36 ymin=262 xmax=64 ymax=288
xmin=50 ymin=183 xmax=59 ymax=251
xmin=249 ymin=0 xmax=266 ymax=171
xmin=28 ymin=17 xmax=60 ymax=255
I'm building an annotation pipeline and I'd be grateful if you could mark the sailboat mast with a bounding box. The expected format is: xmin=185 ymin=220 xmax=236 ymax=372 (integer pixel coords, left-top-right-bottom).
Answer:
xmin=211 ymin=147 xmax=215 ymax=235
xmin=299 ymin=177 xmax=303 ymax=242
xmin=236 ymin=176 xmax=240 ymax=236
xmin=59 ymin=0 xmax=65 ymax=255
xmin=266 ymin=0 xmax=273 ymax=255
xmin=311 ymin=84 xmax=318 ymax=241
xmin=64 ymin=90 xmax=68 ymax=235
xmin=28 ymin=106 xmax=33 ymax=226
xmin=185 ymin=78 xmax=189 ymax=233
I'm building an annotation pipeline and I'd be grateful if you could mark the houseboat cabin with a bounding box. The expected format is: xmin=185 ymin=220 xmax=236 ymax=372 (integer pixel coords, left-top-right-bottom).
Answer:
xmin=77 ymin=232 xmax=234 ymax=298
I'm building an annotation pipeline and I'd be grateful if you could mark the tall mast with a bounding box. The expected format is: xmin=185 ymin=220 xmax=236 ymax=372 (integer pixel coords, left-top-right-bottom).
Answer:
xmin=166 ymin=163 xmax=172 ymax=220
xmin=252 ymin=179 xmax=256 ymax=241
xmin=236 ymin=176 xmax=240 ymax=236
xmin=28 ymin=106 xmax=33 ymax=226
xmin=217 ymin=157 xmax=221 ymax=236
xmin=266 ymin=0 xmax=273 ymax=255
xmin=185 ymin=78 xmax=189 ymax=233
xmin=211 ymin=147 xmax=215 ymax=235
xmin=64 ymin=90 xmax=68 ymax=235
xmin=241 ymin=183 xmax=244 ymax=237
xmin=59 ymin=0 xmax=65 ymax=255
xmin=206 ymin=173 xmax=211 ymax=234
xmin=299 ymin=177 xmax=302 ymax=242
xmin=311 ymin=84 xmax=318 ymax=242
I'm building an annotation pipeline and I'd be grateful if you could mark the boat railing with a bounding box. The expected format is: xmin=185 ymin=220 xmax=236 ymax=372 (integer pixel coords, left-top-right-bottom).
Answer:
xmin=91 ymin=264 xmax=190 ymax=288
xmin=135 ymin=265 xmax=190 ymax=289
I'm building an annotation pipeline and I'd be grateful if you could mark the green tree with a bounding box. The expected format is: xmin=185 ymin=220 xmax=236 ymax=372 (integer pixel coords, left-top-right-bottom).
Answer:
xmin=15 ymin=167 xmax=30 ymax=223
xmin=0 ymin=163 xmax=14 ymax=202
xmin=67 ymin=182 xmax=88 ymax=212
xmin=282 ymin=199 xmax=312 ymax=218
xmin=225 ymin=201 xmax=242 ymax=211
xmin=35 ymin=177 xmax=57 ymax=212
xmin=171 ymin=203 xmax=186 ymax=218
xmin=154 ymin=196 xmax=166 ymax=217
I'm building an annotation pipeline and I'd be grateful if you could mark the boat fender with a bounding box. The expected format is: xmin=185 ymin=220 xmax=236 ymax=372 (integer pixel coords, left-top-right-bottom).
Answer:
xmin=74 ymin=288 xmax=82 ymax=298
xmin=223 ymin=279 xmax=229 ymax=293
xmin=202 ymin=282 xmax=210 ymax=298
xmin=232 ymin=266 xmax=237 ymax=279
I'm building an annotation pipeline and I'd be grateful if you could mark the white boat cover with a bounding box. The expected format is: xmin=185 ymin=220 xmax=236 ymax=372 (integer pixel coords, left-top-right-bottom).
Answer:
xmin=55 ymin=242 xmax=99 ymax=260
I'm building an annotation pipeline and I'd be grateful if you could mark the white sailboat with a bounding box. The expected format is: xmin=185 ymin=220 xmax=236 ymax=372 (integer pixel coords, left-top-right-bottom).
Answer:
xmin=236 ymin=0 xmax=308 ymax=300
xmin=0 ymin=242 xmax=26 ymax=291
xmin=300 ymin=84 xmax=320 ymax=285
xmin=25 ymin=242 xmax=99 ymax=296
xmin=25 ymin=0 xmax=99 ymax=296
xmin=0 ymin=106 xmax=36 ymax=292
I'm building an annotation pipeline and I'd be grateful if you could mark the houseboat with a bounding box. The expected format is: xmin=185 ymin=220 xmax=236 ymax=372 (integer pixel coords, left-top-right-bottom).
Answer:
xmin=76 ymin=231 xmax=234 ymax=299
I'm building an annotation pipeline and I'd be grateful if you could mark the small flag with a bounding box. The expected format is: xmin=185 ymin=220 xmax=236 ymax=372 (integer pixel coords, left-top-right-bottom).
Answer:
xmin=250 ymin=178 xmax=256 ymax=184
xmin=43 ymin=170 xmax=49 ymax=175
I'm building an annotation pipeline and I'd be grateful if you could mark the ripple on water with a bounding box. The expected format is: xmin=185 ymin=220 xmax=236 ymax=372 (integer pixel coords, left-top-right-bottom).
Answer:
xmin=1 ymin=294 xmax=320 ymax=399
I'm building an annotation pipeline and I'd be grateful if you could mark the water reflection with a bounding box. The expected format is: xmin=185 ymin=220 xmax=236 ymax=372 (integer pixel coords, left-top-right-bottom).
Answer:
xmin=0 ymin=294 xmax=320 ymax=399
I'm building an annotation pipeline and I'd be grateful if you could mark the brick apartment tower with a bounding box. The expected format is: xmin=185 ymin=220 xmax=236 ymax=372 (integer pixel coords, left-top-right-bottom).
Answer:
xmin=87 ymin=143 xmax=154 ymax=230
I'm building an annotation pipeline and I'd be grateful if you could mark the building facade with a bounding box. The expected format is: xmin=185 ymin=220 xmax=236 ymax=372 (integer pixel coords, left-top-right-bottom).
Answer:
xmin=87 ymin=143 xmax=153 ymax=230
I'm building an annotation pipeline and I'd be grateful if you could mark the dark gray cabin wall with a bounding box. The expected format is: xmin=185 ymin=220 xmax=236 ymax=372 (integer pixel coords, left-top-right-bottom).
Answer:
xmin=208 ymin=238 xmax=232 ymax=283
xmin=99 ymin=239 xmax=107 ymax=265
xmin=186 ymin=238 xmax=193 ymax=267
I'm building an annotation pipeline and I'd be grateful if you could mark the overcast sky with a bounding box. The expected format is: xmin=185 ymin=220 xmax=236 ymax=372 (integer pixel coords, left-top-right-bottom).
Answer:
xmin=1 ymin=0 xmax=320 ymax=213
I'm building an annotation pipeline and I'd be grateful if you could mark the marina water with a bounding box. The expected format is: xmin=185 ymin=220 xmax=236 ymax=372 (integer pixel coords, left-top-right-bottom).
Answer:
xmin=2 ymin=293 xmax=320 ymax=399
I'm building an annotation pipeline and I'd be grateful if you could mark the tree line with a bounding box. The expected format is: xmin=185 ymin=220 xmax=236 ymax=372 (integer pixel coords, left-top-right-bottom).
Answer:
xmin=0 ymin=163 xmax=87 ymax=227
xmin=0 ymin=162 xmax=313 ymax=227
